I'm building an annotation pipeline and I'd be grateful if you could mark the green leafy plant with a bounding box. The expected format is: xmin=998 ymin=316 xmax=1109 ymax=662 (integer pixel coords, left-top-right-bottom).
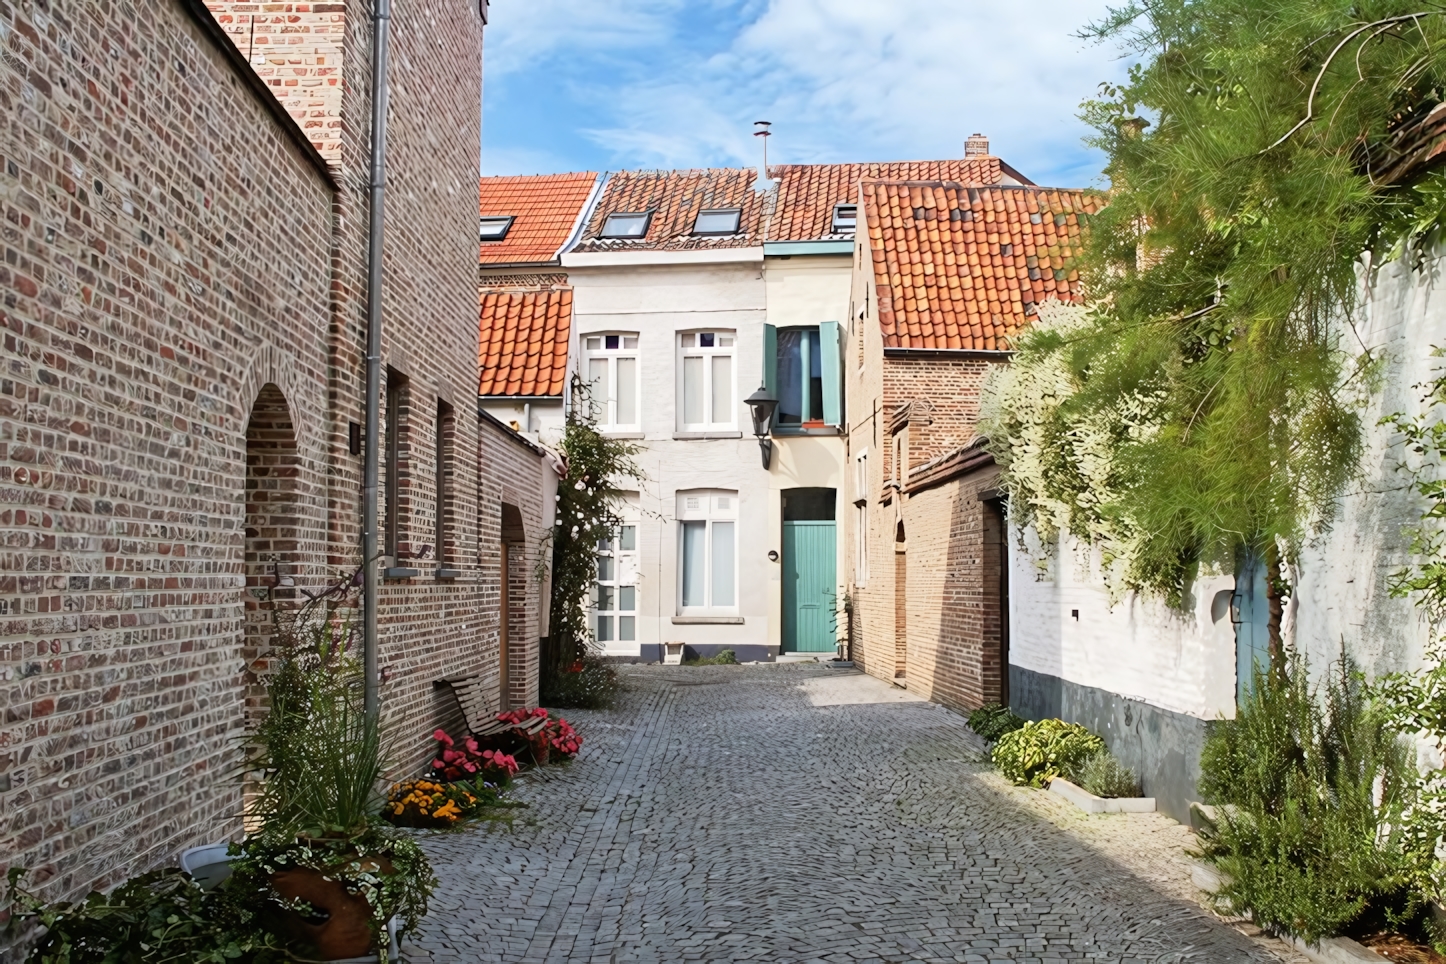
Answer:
xmin=544 ymin=653 xmax=621 ymax=710
xmin=985 ymin=0 xmax=1446 ymax=607
xmin=683 ymin=649 xmax=738 ymax=666
xmin=967 ymin=703 xmax=1027 ymax=742
xmin=1196 ymin=658 xmax=1419 ymax=942
xmin=1077 ymin=751 xmax=1141 ymax=798
xmin=227 ymin=829 xmax=436 ymax=954
xmin=244 ymin=617 xmax=386 ymax=840
xmin=540 ymin=375 xmax=643 ymax=705
xmin=3 ymin=867 xmax=287 ymax=963
xmin=991 ymin=719 xmax=1106 ymax=788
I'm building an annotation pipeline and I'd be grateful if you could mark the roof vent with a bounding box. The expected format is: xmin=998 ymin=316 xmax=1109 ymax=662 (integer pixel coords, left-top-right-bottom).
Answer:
xmin=965 ymin=133 xmax=990 ymax=157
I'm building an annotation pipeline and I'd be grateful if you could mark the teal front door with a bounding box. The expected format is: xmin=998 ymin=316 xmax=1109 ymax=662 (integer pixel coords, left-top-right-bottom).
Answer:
xmin=783 ymin=520 xmax=837 ymax=652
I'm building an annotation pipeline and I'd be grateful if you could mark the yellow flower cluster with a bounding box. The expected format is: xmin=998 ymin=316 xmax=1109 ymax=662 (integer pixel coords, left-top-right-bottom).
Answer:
xmin=387 ymin=780 xmax=479 ymax=826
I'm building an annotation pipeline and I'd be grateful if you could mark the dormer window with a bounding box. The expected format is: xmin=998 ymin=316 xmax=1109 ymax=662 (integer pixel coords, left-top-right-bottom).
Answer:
xmin=831 ymin=203 xmax=857 ymax=233
xmin=479 ymin=216 xmax=514 ymax=241
xmin=600 ymin=211 xmax=651 ymax=239
xmin=693 ymin=208 xmax=741 ymax=235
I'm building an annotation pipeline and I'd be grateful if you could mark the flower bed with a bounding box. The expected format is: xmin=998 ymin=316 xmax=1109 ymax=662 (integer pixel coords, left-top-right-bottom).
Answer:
xmin=385 ymin=778 xmax=503 ymax=829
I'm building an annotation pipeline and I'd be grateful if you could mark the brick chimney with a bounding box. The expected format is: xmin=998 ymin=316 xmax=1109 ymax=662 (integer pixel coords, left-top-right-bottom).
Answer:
xmin=964 ymin=133 xmax=990 ymax=157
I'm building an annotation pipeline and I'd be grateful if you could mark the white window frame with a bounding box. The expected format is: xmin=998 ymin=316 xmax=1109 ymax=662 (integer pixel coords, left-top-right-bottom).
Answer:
xmin=676 ymin=330 xmax=737 ymax=432
xmin=592 ymin=509 xmax=640 ymax=646
xmin=676 ymin=489 xmax=739 ymax=615
xmin=854 ymin=450 xmax=869 ymax=586
xmin=582 ymin=332 xmax=641 ymax=432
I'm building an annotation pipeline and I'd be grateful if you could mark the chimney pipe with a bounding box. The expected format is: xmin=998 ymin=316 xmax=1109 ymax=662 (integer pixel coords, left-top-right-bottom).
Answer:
xmin=965 ymin=133 xmax=989 ymax=157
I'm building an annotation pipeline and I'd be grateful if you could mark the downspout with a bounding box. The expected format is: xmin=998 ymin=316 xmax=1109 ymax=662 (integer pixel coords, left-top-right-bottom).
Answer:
xmin=363 ymin=0 xmax=393 ymax=722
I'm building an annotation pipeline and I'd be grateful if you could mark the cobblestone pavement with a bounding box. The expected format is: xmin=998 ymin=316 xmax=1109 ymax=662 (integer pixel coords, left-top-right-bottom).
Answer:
xmin=404 ymin=664 xmax=1305 ymax=963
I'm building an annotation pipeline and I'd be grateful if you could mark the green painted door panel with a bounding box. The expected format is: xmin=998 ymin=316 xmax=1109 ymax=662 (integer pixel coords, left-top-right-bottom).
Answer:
xmin=783 ymin=520 xmax=837 ymax=652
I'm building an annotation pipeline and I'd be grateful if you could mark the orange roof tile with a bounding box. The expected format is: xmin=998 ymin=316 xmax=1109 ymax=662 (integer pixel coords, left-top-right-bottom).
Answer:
xmin=574 ymin=168 xmax=766 ymax=252
xmin=862 ymin=181 xmax=1102 ymax=352
xmin=478 ymin=288 xmax=572 ymax=396
xmin=771 ymin=158 xmax=1029 ymax=242
xmin=479 ymin=173 xmax=599 ymax=265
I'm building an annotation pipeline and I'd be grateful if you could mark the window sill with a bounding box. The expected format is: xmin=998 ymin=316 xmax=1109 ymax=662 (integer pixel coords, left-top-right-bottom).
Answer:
xmin=672 ymin=431 xmax=743 ymax=440
xmin=601 ymin=430 xmax=645 ymax=440
xmin=671 ymin=616 xmax=745 ymax=625
xmin=772 ymin=426 xmax=842 ymax=437
xmin=435 ymin=568 xmax=461 ymax=580
xmin=383 ymin=567 xmax=420 ymax=580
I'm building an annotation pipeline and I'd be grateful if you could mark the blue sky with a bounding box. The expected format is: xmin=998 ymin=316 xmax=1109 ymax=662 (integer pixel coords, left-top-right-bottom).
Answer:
xmin=481 ymin=0 xmax=1134 ymax=188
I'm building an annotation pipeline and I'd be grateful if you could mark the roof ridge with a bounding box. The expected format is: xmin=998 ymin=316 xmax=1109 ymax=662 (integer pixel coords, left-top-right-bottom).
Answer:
xmin=860 ymin=179 xmax=1093 ymax=192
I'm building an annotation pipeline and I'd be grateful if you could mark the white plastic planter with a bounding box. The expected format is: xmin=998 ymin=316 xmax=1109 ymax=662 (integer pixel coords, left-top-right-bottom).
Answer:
xmin=1047 ymin=777 xmax=1156 ymax=813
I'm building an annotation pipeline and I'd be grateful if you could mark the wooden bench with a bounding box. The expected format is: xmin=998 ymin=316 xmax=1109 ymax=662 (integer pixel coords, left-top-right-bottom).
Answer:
xmin=436 ymin=672 xmax=548 ymax=739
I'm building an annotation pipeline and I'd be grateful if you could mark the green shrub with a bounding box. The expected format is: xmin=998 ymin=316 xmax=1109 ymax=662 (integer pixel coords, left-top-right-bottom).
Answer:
xmin=968 ymin=703 xmax=1026 ymax=742
xmin=991 ymin=719 xmax=1106 ymax=788
xmin=683 ymin=649 xmax=738 ymax=666
xmin=1078 ymin=751 xmax=1140 ymax=798
xmin=542 ymin=654 xmax=619 ymax=710
xmin=1196 ymin=658 xmax=1420 ymax=943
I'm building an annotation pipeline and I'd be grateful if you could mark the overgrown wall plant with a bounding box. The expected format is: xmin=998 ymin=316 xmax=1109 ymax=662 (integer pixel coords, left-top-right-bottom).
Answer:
xmin=1374 ymin=353 xmax=1446 ymax=905
xmin=986 ymin=0 xmax=1446 ymax=614
xmin=540 ymin=376 xmax=643 ymax=686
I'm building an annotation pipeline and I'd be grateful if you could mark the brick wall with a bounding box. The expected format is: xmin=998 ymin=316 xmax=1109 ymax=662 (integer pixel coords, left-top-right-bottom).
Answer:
xmin=0 ymin=0 xmax=337 ymax=904
xmin=844 ymin=225 xmax=1009 ymax=712
xmin=0 ymin=0 xmax=489 ymax=918
xmin=479 ymin=416 xmax=550 ymax=711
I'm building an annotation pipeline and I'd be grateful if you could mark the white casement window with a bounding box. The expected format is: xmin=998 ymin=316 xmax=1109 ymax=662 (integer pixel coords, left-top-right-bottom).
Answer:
xmin=583 ymin=333 xmax=640 ymax=431
xmin=593 ymin=517 xmax=639 ymax=644
xmin=677 ymin=331 xmax=736 ymax=431
xmin=677 ymin=489 xmax=738 ymax=613
xmin=854 ymin=451 xmax=868 ymax=585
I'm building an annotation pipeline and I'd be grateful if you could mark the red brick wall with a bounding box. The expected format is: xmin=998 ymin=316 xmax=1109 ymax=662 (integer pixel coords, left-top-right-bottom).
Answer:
xmin=479 ymin=418 xmax=550 ymax=711
xmin=0 ymin=0 xmax=337 ymax=904
xmin=0 ymin=0 xmax=489 ymax=918
xmin=844 ymin=219 xmax=1011 ymax=711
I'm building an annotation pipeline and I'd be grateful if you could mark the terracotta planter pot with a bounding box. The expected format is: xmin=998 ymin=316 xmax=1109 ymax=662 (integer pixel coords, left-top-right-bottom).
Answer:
xmin=269 ymin=852 xmax=394 ymax=961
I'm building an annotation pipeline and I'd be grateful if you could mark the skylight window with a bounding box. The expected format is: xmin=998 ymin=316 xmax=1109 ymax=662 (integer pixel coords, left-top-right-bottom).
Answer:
xmin=693 ymin=208 xmax=741 ymax=235
xmin=831 ymin=203 xmax=857 ymax=233
xmin=479 ymin=216 xmax=514 ymax=241
xmin=600 ymin=212 xmax=651 ymax=239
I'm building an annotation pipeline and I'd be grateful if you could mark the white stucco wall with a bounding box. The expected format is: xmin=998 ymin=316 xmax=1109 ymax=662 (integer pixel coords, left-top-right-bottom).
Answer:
xmin=1008 ymin=532 xmax=1240 ymax=720
xmin=479 ymin=398 xmax=565 ymax=447
xmin=1292 ymin=254 xmax=1446 ymax=680
xmin=567 ymin=259 xmax=772 ymax=657
xmin=562 ymin=254 xmax=854 ymax=658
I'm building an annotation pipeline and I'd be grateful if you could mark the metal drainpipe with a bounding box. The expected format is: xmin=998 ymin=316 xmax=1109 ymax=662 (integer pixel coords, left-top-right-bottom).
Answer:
xmin=362 ymin=0 xmax=393 ymax=722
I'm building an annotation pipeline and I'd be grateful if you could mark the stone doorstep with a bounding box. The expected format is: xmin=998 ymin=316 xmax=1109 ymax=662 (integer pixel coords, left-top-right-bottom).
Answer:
xmin=1047 ymin=777 xmax=1156 ymax=813
xmin=1190 ymin=861 xmax=1386 ymax=963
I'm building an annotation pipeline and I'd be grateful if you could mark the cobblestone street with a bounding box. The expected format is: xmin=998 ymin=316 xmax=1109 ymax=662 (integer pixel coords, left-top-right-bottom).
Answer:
xmin=405 ymin=664 xmax=1302 ymax=963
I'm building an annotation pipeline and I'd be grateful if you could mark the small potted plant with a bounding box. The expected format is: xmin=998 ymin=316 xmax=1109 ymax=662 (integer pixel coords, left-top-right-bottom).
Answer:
xmin=232 ymin=619 xmax=436 ymax=961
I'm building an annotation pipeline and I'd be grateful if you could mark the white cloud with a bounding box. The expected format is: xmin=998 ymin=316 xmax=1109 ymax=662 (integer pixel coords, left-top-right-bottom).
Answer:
xmin=484 ymin=0 xmax=1133 ymax=185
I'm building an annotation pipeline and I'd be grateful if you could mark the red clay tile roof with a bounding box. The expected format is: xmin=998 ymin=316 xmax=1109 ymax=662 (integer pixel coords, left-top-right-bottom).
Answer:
xmin=771 ymin=158 xmax=1028 ymax=242
xmin=478 ymin=287 xmax=572 ymax=396
xmin=573 ymin=168 xmax=766 ymax=252
xmin=863 ymin=181 xmax=1102 ymax=351
xmin=479 ymin=173 xmax=599 ymax=265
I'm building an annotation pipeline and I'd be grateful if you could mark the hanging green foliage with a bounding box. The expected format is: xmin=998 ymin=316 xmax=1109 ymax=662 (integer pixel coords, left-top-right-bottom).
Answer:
xmin=540 ymin=376 xmax=643 ymax=700
xmin=987 ymin=0 xmax=1446 ymax=600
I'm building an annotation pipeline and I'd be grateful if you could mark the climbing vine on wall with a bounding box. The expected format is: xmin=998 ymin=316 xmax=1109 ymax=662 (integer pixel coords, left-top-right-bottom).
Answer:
xmin=985 ymin=0 xmax=1446 ymax=604
xmin=540 ymin=376 xmax=643 ymax=682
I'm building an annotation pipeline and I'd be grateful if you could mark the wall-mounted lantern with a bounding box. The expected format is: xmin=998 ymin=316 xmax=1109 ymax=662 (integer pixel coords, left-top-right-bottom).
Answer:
xmin=744 ymin=385 xmax=778 ymax=469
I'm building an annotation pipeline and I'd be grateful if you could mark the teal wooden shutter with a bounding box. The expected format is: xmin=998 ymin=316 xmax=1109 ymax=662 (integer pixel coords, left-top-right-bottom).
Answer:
xmin=820 ymin=321 xmax=842 ymax=427
xmin=763 ymin=325 xmax=778 ymax=429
